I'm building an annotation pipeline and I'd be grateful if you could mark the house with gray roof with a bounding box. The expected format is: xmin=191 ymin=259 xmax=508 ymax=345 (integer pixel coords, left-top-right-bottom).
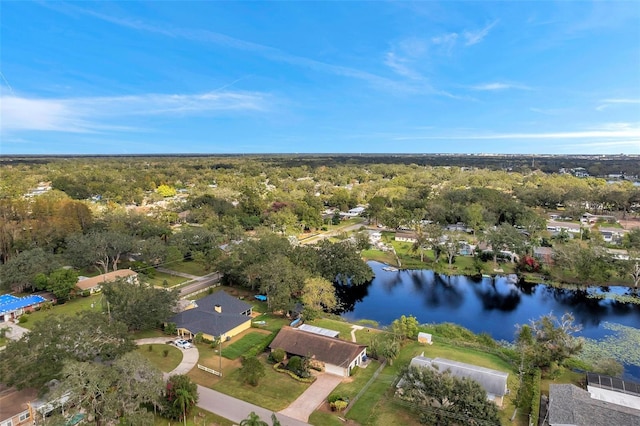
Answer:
xmin=548 ymin=384 xmax=640 ymax=426
xmin=169 ymin=291 xmax=253 ymax=341
xmin=401 ymin=355 xmax=509 ymax=407
xmin=270 ymin=326 xmax=367 ymax=377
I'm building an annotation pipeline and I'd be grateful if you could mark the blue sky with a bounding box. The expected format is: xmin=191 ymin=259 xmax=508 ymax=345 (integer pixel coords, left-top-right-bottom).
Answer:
xmin=1 ymin=1 xmax=639 ymax=155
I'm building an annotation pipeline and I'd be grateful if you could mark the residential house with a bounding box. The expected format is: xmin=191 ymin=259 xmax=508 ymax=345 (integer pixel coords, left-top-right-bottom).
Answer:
xmin=598 ymin=227 xmax=627 ymax=245
xmin=169 ymin=291 xmax=253 ymax=341
xmin=0 ymin=385 xmax=37 ymax=426
xmin=270 ymin=326 xmax=367 ymax=377
xmin=0 ymin=294 xmax=47 ymax=322
xmin=533 ymin=247 xmax=554 ymax=264
xmin=399 ymin=355 xmax=509 ymax=407
xmin=339 ymin=206 xmax=366 ymax=219
xmin=75 ymin=269 xmax=138 ymax=294
xmin=395 ymin=230 xmax=418 ymax=243
xmin=548 ymin=382 xmax=640 ymax=426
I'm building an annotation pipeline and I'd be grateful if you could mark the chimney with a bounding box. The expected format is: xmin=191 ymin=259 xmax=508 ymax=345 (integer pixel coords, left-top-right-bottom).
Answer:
xmin=214 ymin=304 xmax=222 ymax=313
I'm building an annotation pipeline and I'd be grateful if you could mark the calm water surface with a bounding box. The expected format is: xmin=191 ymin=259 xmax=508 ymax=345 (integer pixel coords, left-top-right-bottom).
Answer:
xmin=339 ymin=261 xmax=640 ymax=380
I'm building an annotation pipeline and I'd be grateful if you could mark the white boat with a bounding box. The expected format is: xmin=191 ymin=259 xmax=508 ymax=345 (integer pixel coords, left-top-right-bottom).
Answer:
xmin=382 ymin=266 xmax=399 ymax=272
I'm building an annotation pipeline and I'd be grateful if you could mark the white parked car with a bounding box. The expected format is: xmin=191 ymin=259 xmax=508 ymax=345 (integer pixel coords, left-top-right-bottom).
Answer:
xmin=174 ymin=339 xmax=192 ymax=349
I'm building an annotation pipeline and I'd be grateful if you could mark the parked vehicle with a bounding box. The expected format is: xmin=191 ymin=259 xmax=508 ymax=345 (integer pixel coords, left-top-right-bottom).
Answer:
xmin=174 ymin=339 xmax=192 ymax=349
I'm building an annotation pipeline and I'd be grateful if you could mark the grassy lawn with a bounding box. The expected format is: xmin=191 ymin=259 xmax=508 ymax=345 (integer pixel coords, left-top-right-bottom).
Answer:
xmin=221 ymin=332 xmax=270 ymax=360
xmin=137 ymin=344 xmax=183 ymax=372
xmin=540 ymin=369 xmax=583 ymax=396
xmin=164 ymin=261 xmax=209 ymax=277
xmin=211 ymin=355 xmax=309 ymax=411
xmin=154 ymin=407 xmax=234 ymax=426
xmin=19 ymin=294 xmax=101 ymax=329
xmin=362 ymin=249 xmax=398 ymax=266
xmin=344 ymin=340 xmax=524 ymax=426
xmin=307 ymin=318 xmax=355 ymax=341
xmin=131 ymin=329 xmax=167 ymax=339
xmin=251 ymin=312 xmax=290 ymax=333
xmin=145 ymin=271 xmax=187 ymax=288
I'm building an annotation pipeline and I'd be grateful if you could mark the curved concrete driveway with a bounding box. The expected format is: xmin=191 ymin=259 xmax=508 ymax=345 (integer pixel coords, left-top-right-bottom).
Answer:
xmin=278 ymin=374 xmax=343 ymax=422
xmin=135 ymin=338 xmax=199 ymax=377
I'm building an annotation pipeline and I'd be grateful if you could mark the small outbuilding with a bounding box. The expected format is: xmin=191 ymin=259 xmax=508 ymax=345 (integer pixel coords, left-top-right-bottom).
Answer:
xmin=418 ymin=332 xmax=432 ymax=345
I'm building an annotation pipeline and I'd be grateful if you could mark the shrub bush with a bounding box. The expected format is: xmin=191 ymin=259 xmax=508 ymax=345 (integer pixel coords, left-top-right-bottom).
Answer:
xmin=163 ymin=349 xmax=169 ymax=357
xmin=330 ymin=400 xmax=348 ymax=412
xmin=18 ymin=316 xmax=27 ymax=324
xmin=270 ymin=348 xmax=286 ymax=363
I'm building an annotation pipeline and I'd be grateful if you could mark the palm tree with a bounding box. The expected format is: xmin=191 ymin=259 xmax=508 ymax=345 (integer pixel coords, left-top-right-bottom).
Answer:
xmin=173 ymin=388 xmax=195 ymax=426
xmin=240 ymin=411 xmax=268 ymax=426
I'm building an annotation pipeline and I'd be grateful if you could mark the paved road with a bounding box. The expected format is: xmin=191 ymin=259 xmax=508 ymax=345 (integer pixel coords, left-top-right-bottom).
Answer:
xmin=178 ymin=272 xmax=223 ymax=297
xmin=278 ymin=374 xmax=343 ymax=422
xmin=197 ymin=386 xmax=310 ymax=426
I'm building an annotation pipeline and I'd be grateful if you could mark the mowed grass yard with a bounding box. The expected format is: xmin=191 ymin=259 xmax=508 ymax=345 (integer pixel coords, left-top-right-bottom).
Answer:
xmin=145 ymin=271 xmax=187 ymax=288
xmin=163 ymin=261 xmax=209 ymax=277
xmin=221 ymin=331 xmax=271 ymax=360
xmin=211 ymin=354 xmax=309 ymax=411
xmin=137 ymin=344 xmax=183 ymax=373
xmin=337 ymin=340 xmax=523 ymax=426
xmin=154 ymin=407 xmax=234 ymax=426
xmin=19 ymin=294 xmax=101 ymax=329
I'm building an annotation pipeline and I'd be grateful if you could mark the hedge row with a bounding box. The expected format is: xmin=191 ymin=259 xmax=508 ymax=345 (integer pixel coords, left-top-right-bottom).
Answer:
xmin=529 ymin=368 xmax=542 ymax=426
xmin=273 ymin=363 xmax=316 ymax=383
xmin=242 ymin=332 xmax=277 ymax=361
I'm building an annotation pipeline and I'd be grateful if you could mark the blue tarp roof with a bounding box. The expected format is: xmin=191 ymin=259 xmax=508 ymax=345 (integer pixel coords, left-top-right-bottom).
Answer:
xmin=0 ymin=294 xmax=47 ymax=314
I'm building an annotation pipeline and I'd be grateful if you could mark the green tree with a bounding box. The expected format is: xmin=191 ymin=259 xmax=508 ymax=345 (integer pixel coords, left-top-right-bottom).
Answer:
xmin=301 ymin=277 xmax=338 ymax=319
xmin=391 ymin=315 xmax=420 ymax=340
xmin=162 ymin=375 xmax=199 ymax=422
xmin=65 ymin=231 xmax=135 ymax=274
xmin=101 ymin=280 xmax=179 ymax=331
xmin=0 ymin=311 xmax=135 ymax=391
xmin=0 ymin=247 xmax=59 ymax=292
xmin=240 ymin=412 xmax=268 ymax=426
xmin=239 ymin=356 xmax=266 ymax=386
xmin=515 ymin=313 xmax=584 ymax=370
xmin=34 ymin=268 xmax=78 ymax=300
xmin=52 ymin=352 xmax=163 ymax=425
xmin=484 ymin=223 xmax=525 ymax=264
xmin=398 ymin=366 xmax=500 ymax=426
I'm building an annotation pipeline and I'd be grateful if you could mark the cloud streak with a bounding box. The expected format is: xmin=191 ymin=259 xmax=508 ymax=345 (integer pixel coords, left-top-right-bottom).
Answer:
xmin=393 ymin=123 xmax=640 ymax=141
xmin=463 ymin=20 xmax=499 ymax=46
xmin=596 ymin=98 xmax=640 ymax=111
xmin=0 ymin=90 xmax=270 ymax=133
xmin=469 ymin=82 xmax=532 ymax=91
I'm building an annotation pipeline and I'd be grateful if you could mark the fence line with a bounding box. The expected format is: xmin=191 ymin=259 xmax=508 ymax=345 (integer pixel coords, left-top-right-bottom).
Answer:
xmin=197 ymin=364 xmax=222 ymax=377
xmin=344 ymin=359 xmax=386 ymax=415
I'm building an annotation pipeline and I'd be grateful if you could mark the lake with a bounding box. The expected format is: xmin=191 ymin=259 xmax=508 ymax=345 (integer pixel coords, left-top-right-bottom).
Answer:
xmin=338 ymin=261 xmax=640 ymax=380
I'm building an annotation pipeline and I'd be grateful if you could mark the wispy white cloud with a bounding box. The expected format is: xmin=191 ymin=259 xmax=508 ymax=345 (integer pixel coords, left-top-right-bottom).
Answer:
xmin=469 ymin=82 xmax=532 ymax=91
xmin=0 ymin=90 xmax=270 ymax=133
xmin=392 ymin=122 xmax=640 ymax=141
xmin=431 ymin=33 xmax=458 ymax=54
xmin=596 ymin=98 xmax=640 ymax=111
xmin=384 ymin=52 xmax=421 ymax=80
xmin=530 ymin=107 xmax=567 ymax=115
xmin=463 ymin=20 xmax=499 ymax=46
xmin=61 ymin=6 xmax=436 ymax=97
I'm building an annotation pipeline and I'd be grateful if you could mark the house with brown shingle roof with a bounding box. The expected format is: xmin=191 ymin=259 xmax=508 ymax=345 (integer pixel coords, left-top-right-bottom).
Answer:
xmin=269 ymin=326 xmax=367 ymax=377
xmin=75 ymin=269 xmax=138 ymax=294
xmin=0 ymin=385 xmax=37 ymax=426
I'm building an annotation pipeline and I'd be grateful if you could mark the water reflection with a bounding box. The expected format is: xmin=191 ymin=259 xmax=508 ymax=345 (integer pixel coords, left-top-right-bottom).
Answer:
xmin=338 ymin=262 xmax=640 ymax=342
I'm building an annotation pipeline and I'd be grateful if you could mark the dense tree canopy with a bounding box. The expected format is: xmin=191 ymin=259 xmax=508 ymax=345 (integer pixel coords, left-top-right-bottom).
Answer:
xmin=398 ymin=365 xmax=500 ymax=425
xmin=0 ymin=311 xmax=135 ymax=391
xmin=101 ymin=280 xmax=179 ymax=331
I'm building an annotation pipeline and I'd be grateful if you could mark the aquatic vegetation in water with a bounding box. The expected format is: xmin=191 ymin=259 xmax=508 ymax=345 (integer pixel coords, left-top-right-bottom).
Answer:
xmin=580 ymin=322 xmax=640 ymax=366
xmin=587 ymin=293 xmax=640 ymax=305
